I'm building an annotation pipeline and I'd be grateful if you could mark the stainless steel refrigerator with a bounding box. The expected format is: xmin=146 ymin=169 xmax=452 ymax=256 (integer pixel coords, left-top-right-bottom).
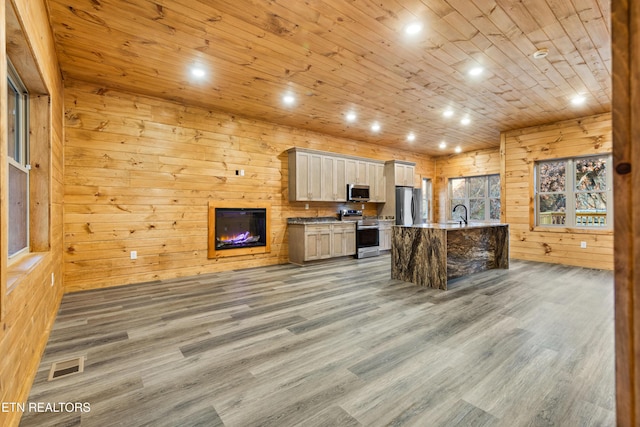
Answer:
xmin=395 ymin=187 xmax=423 ymax=226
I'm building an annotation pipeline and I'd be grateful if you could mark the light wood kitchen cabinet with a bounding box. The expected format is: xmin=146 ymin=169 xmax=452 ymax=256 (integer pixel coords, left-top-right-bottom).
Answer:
xmin=394 ymin=162 xmax=415 ymax=187
xmin=288 ymin=150 xmax=323 ymax=201
xmin=304 ymin=225 xmax=332 ymax=260
xmin=357 ymin=161 xmax=368 ymax=185
xmin=321 ymin=156 xmax=347 ymax=201
xmin=368 ymin=162 xmax=386 ymax=202
xmin=331 ymin=223 xmax=356 ymax=257
xmin=288 ymin=222 xmax=356 ymax=264
xmin=288 ymin=148 xmax=385 ymax=202
xmin=378 ymin=221 xmax=393 ymax=251
xmin=345 ymin=159 xmax=368 ymax=185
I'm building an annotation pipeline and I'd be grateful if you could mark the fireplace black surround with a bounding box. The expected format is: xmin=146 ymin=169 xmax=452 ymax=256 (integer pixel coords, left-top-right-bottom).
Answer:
xmin=208 ymin=203 xmax=271 ymax=258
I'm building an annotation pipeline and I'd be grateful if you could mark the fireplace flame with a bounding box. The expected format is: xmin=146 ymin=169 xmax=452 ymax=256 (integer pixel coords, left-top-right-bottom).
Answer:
xmin=217 ymin=231 xmax=260 ymax=245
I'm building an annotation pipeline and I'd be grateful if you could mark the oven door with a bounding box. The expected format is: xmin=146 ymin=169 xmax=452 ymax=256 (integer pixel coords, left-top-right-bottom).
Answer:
xmin=356 ymin=226 xmax=379 ymax=248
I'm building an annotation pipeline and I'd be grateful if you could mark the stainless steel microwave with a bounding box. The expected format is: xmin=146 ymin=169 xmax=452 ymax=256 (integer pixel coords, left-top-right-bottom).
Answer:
xmin=347 ymin=184 xmax=370 ymax=202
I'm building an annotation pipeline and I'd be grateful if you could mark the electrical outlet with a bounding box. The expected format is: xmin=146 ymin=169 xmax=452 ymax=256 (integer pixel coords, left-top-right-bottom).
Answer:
xmin=304 ymin=203 xmax=309 ymax=210
xmin=130 ymin=251 xmax=138 ymax=260
xmin=361 ymin=204 xmax=365 ymax=209
xmin=580 ymin=241 xmax=587 ymax=249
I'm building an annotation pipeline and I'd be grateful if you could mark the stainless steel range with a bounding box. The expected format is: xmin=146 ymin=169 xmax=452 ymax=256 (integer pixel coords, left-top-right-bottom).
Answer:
xmin=355 ymin=217 xmax=380 ymax=258
xmin=339 ymin=209 xmax=380 ymax=259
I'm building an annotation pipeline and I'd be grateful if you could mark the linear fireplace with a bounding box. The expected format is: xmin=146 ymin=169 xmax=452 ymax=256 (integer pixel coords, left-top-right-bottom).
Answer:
xmin=208 ymin=202 xmax=271 ymax=258
xmin=216 ymin=208 xmax=266 ymax=250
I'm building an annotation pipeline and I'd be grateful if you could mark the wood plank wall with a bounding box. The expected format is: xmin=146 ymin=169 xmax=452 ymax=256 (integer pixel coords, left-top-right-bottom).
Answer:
xmin=62 ymin=80 xmax=435 ymax=291
xmin=432 ymin=113 xmax=613 ymax=271
xmin=503 ymin=113 xmax=613 ymax=270
xmin=612 ymin=0 xmax=640 ymax=423
xmin=0 ymin=1 xmax=64 ymax=426
xmin=433 ymin=148 xmax=501 ymax=223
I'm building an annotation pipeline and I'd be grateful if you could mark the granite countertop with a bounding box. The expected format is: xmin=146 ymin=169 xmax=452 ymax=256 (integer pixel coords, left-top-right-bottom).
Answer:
xmin=287 ymin=217 xmax=342 ymax=224
xmin=395 ymin=222 xmax=509 ymax=230
xmin=288 ymin=216 xmax=397 ymax=225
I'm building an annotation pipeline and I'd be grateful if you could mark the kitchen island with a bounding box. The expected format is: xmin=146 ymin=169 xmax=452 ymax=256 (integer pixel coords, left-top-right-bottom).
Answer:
xmin=391 ymin=223 xmax=509 ymax=290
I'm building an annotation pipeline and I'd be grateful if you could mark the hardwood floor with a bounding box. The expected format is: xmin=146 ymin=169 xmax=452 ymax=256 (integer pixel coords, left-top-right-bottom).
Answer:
xmin=20 ymin=255 xmax=615 ymax=426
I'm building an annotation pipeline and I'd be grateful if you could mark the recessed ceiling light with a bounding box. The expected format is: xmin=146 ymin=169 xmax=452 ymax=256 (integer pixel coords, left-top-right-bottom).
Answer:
xmin=460 ymin=116 xmax=471 ymax=125
xmin=346 ymin=111 xmax=357 ymax=122
xmin=443 ymin=109 xmax=454 ymax=118
xmin=407 ymin=132 xmax=416 ymax=142
xmin=371 ymin=122 xmax=381 ymax=132
xmin=439 ymin=141 xmax=446 ymax=149
xmin=455 ymin=146 xmax=462 ymax=153
xmin=283 ymin=94 xmax=296 ymax=105
xmin=405 ymin=22 xmax=423 ymax=35
xmin=571 ymin=95 xmax=586 ymax=106
xmin=533 ymin=48 xmax=549 ymax=59
xmin=469 ymin=67 xmax=484 ymax=76
xmin=191 ymin=67 xmax=206 ymax=78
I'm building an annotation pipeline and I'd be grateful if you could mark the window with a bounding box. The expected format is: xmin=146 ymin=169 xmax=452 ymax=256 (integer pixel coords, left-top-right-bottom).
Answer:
xmin=535 ymin=155 xmax=612 ymax=228
xmin=7 ymin=61 xmax=30 ymax=258
xmin=449 ymin=174 xmax=500 ymax=222
xmin=421 ymin=178 xmax=432 ymax=222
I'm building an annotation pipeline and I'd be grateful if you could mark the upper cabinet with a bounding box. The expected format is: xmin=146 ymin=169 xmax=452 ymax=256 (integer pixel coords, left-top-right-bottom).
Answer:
xmin=321 ymin=156 xmax=347 ymax=201
xmin=287 ymin=148 xmax=385 ymax=202
xmin=368 ymin=162 xmax=386 ymax=202
xmin=393 ymin=162 xmax=415 ymax=187
xmin=344 ymin=159 xmax=368 ymax=185
xmin=288 ymin=150 xmax=323 ymax=201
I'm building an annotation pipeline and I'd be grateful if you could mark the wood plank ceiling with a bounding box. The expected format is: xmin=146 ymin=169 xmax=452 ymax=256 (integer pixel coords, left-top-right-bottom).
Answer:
xmin=45 ymin=0 xmax=611 ymax=156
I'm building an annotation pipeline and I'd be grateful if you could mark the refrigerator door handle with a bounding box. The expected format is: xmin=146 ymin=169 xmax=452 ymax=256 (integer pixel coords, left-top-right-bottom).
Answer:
xmin=411 ymin=188 xmax=422 ymax=225
xmin=411 ymin=197 xmax=417 ymax=224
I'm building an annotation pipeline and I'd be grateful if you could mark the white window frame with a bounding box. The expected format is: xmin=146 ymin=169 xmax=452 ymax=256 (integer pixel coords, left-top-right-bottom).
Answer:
xmin=421 ymin=177 xmax=432 ymax=223
xmin=448 ymin=174 xmax=500 ymax=222
xmin=535 ymin=155 xmax=613 ymax=229
xmin=7 ymin=60 xmax=30 ymax=259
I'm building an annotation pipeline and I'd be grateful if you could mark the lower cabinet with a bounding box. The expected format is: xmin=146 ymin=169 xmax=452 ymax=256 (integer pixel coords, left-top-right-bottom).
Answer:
xmin=289 ymin=222 xmax=356 ymax=264
xmin=331 ymin=223 xmax=356 ymax=257
xmin=304 ymin=225 xmax=332 ymax=260
xmin=378 ymin=221 xmax=393 ymax=251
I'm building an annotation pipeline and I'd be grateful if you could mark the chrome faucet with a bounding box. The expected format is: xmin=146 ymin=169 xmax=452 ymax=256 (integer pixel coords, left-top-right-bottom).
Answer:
xmin=453 ymin=204 xmax=468 ymax=225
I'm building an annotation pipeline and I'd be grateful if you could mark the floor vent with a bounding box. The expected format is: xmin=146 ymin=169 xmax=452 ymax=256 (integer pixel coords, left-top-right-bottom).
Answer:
xmin=48 ymin=356 xmax=85 ymax=381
